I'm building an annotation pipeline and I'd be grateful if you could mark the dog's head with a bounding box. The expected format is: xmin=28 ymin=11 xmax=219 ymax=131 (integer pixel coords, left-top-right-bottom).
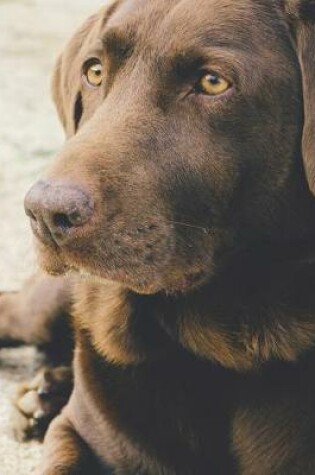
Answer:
xmin=25 ymin=0 xmax=315 ymax=294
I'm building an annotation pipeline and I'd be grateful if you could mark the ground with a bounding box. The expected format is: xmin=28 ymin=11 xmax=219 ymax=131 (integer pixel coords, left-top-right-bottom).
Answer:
xmin=0 ymin=1 xmax=105 ymax=472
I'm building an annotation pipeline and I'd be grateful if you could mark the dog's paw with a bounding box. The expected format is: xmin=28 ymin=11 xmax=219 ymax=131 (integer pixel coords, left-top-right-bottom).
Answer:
xmin=12 ymin=366 xmax=73 ymax=441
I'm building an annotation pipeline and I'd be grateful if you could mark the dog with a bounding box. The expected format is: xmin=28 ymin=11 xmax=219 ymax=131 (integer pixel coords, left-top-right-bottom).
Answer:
xmin=2 ymin=0 xmax=315 ymax=473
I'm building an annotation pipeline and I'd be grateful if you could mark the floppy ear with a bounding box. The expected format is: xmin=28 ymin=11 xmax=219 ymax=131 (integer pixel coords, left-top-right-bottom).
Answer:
xmin=50 ymin=12 xmax=100 ymax=137
xmin=284 ymin=0 xmax=315 ymax=194
xmin=51 ymin=54 xmax=67 ymax=131
xmin=51 ymin=1 xmax=119 ymax=137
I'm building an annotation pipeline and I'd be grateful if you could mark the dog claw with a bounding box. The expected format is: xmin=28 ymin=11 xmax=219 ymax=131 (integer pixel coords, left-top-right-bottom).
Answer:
xmin=34 ymin=409 xmax=46 ymax=420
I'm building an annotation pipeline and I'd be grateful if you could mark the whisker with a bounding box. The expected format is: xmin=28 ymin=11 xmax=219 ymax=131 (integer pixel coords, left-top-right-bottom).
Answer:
xmin=169 ymin=220 xmax=210 ymax=234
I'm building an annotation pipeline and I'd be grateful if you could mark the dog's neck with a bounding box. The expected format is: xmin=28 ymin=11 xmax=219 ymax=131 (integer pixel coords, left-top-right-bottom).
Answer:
xmin=73 ymin=243 xmax=315 ymax=372
xmin=173 ymin=244 xmax=315 ymax=371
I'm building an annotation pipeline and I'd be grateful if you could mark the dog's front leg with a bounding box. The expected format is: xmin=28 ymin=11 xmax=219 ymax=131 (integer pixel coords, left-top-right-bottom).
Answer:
xmin=0 ymin=273 xmax=76 ymax=441
xmin=0 ymin=273 xmax=73 ymax=361
xmin=40 ymin=413 xmax=111 ymax=475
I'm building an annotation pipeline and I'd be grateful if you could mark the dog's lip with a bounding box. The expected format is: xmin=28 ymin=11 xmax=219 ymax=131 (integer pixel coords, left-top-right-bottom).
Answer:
xmin=74 ymin=263 xmax=164 ymax=293
xmin=33 ymin=238 xmax=158 ymax=291
xmin=33 ymin=238 xmax=70 ymax=274
xmin=63 ymin=257 xmax=208 ymax=294
xmin=35 ymin=240 xmax=210 ymax=294
xmin=76 ymin=269 xmax=163 ymax=294
xmin=33 ymin=231 xmax=209 ymax=293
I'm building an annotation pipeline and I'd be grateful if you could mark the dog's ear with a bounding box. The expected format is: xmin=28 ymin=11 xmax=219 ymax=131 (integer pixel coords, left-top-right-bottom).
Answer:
xmin=51 ymin=12 xmax=101 ymax=137
xmin=51 ymin=2 xmax=119 ymax=137
xmin=284 ymin=1 xmax=315 ymax=194
xmin=51 ymin=54 xmax=67 ymax=131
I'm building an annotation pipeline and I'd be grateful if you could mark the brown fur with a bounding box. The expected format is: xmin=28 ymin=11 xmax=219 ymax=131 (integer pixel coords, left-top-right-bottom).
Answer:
xmin=5 ymin=0 xmax=315 ymax=473
xmin=0 ymin=274 xmax=73 ymax=363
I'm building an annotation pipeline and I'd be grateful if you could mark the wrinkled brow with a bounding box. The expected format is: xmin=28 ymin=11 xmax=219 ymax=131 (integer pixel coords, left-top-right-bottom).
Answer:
xmin=165 ymin=50 xmax=207 ymax=81
xmin=102 ymin=28 xmax=135 ymax=61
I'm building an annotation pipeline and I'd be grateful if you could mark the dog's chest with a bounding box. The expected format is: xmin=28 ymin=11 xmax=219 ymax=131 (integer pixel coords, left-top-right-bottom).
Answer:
xmin=67 ymin=344 xmax=239 ymax=474
xmin=68 ymin=341 xmax=315 ymax=474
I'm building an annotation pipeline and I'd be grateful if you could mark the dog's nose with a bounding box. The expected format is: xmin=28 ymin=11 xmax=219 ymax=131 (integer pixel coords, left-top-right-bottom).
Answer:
xmin=24 ymin=180 xmax=94 ymax=245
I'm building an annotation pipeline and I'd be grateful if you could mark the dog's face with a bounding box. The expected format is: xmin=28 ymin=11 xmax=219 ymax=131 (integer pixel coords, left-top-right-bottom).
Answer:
xmin=25 ymin=0 xmax=315 ymax=294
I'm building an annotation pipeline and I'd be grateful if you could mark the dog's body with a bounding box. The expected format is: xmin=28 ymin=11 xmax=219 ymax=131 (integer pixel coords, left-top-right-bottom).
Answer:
xmin=1 ymin=0 xmax=315 ymax=473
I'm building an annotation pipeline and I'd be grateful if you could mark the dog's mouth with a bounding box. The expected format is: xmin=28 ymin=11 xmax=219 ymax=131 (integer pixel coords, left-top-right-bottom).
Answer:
xmin=33 ymin=232 xmax=212 ymax=295
xmin=26 ymin=186 xmax=219 ymax=294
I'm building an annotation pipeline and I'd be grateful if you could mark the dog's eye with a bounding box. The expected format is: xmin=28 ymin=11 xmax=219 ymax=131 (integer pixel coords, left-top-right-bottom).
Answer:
xmin=197 ymin=72 xmax=231 ymax=96
xmin=84 ymin=60 xmax=103 ymax=88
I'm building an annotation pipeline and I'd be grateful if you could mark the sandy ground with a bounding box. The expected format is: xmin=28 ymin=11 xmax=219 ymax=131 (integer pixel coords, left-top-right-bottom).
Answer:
xmin=0 ymin=1 xmax=105 ymax=473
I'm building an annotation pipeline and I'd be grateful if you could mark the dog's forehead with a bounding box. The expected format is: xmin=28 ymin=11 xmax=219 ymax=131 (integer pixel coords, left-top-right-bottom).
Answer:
xmin=103 ymin=0 xmax=282 ymax=51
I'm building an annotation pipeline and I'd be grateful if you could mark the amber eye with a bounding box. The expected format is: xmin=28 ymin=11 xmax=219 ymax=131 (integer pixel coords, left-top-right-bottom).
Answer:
xmin=197 ymin=72 xmax=231 ymax=96
xmin=84 ymin=60 xmax=103 ymax=87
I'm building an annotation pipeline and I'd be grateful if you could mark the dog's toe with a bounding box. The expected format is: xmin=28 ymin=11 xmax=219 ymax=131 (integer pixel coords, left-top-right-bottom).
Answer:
xmin=12 ymin=366 xmax=73 ymax=442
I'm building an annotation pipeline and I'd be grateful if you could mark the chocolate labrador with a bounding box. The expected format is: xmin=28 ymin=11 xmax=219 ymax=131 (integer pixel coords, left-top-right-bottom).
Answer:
xmin=2 ymin=0 xmax=315 ymax=473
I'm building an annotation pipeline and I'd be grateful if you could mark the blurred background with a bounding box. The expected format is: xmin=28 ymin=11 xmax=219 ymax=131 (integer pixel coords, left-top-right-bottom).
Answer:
xmin=0 ymin=1 xmax=104 ymax=472
xmin=1 ymin=0 xmax=105 ymax=291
